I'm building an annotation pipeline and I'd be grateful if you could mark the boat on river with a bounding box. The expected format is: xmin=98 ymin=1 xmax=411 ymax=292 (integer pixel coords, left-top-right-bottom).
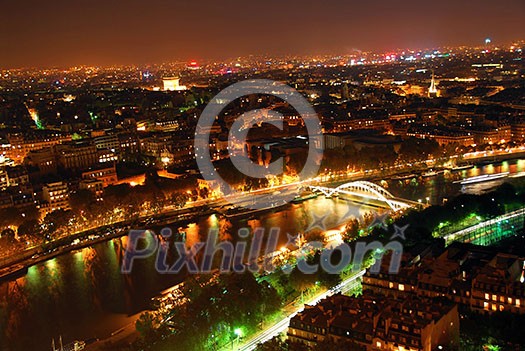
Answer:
xmin=0 ymin=264 xmax=28 ymax=282
xmin=422 ymin=169 xmax=445 ymax=178
xmin=291 ymin=192 xmax=319 ymax=204
xmin=51 ymin=337 xmax=85 ymax=351
xmin=392 ymin=173 xmax=417 ymax=181
xmin=218 ymin=201 xmax=288 ymax=219
xmin=451 ymin=164 xmax=474 ymax=171
xmin=457 ymin=172 xmax=509 ymax=185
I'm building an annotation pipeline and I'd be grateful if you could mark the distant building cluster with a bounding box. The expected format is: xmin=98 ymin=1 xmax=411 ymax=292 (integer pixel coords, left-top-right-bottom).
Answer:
xmin=0 ymin=41 xmax=523 ymax=225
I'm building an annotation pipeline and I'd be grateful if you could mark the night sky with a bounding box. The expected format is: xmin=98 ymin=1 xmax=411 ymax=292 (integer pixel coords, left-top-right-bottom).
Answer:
xmin=1 ymin=0 xmax=524 ymax=68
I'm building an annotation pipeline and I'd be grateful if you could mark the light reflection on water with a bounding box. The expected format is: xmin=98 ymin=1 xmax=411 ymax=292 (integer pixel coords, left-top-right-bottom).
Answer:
xmin=1 ymin=159 xmax=525 ymax=350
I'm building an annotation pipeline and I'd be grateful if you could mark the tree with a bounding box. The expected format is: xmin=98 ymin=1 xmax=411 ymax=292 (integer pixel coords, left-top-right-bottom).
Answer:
xmin=135 ymin=311 xmax=158 ymax=341
xmin=103 ymin=183 xmax=134 ymax=208
xmin=69 ymin=189 xmax=96 ymax=215
xmin=19 ymin=204 xmax=39 ymax=222
xmin=17 ymin=219 xmax=42 ymax=244
xmin=289 ymin=265 xmax=318 ymax=293
xmin=343 ymin=219 xmax=360 ymax=241
xmin=255 ymin=336 xmax=289 ymax=350
xmin=42 ymin=209 xmax=74 ymax=238
xmin=0 ymin=228 xmax=17 ymax=245
xmin=312 ymin=338 xmax=363 ymax=351
xmin=0 ymin=207 xmax=24 ymax=231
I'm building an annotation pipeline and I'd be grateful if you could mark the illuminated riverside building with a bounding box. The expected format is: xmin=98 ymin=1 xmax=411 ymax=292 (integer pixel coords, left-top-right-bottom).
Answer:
xmin=79 ymin=178 xmax=104 ymax=199
xmin=431 ymin=134 xmax=475 ymax=147
xmin=81 ymin=165 xmax=118 ymax=188
xmin=471 ymin=254 xmax=525 ymax=315
xmin=41 ymin=181 xmax=70 ymax=214
xmin=471 ymin=126 xmax=511 ymax=145
xmin=511 ymin=123 xmax=525 ymax=142
xmin=404 ymin=128 xmax=475 ymax=147
xmin=363 ymin=243 xmax=525 ymax=316
xmin=288 ymin=293 xmax=459 ymax=351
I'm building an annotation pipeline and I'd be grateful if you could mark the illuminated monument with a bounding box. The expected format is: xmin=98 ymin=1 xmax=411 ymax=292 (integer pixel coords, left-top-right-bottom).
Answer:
xmin=428 ymin=72 xmax=439 ymax=97
xmin=162 ymin=77 xmax=187 ymax=91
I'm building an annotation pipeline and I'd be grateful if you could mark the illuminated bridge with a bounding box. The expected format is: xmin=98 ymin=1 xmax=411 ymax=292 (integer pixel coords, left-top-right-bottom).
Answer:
xmin=309 ymin=181 xmax=415 ymax=212
xmin=443 ymin=208 xmax=525 ymax=246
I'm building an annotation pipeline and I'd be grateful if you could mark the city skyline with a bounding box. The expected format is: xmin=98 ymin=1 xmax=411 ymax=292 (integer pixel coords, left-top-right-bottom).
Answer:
xmin=0 ymin=2 xmax=525 ymax=350
xmin=1 ymin=0 xmax=524 ymax=68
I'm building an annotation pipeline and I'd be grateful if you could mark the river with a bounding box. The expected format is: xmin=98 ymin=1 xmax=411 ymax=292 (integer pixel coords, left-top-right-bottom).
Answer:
xmin=2 ymin=159 xmax=525 ymax=350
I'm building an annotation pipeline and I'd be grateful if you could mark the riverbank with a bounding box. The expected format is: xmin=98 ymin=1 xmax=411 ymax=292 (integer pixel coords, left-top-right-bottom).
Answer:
xmin=0 ymin=205 xmax=214 ymax=281
xmin=85 ymin=313 xmax=142 ymax=351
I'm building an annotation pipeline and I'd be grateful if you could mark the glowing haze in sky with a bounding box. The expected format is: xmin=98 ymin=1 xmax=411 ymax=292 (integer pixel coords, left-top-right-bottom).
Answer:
xmin=0 ymin=0 xmax=524 ymax=68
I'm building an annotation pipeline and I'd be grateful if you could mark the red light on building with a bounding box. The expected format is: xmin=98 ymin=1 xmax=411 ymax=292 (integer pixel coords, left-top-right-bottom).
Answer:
xmin=188 ymin=61 xmax=200 ymax=70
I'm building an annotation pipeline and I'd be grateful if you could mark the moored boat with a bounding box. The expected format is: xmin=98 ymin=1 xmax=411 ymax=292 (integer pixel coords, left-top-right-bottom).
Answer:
xmin=0 ymin=264 xmax=28 ymax=282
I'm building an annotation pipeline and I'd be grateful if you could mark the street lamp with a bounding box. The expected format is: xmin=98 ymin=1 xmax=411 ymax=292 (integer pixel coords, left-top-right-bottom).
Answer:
xmin=234 ymin=328 xmax=242 ymax=338
xmin=232 ymin=328 xmax=243 ymax=350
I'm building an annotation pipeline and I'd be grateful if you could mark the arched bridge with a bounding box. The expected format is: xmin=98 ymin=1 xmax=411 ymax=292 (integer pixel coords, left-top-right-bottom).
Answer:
xmin=309 ymin=181 xmax=413 ymax=211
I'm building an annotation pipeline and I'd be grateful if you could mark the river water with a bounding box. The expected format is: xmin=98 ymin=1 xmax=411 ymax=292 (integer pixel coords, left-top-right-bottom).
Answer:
xmin=2 ymin=159 xmax=525 ymax=351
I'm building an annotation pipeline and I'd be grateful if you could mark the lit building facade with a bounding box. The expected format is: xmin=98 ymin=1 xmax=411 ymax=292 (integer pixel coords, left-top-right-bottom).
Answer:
xmin=81 ymin=165 xmax=118 ymax=188
xmin=288 ymin=293 xmax=459 ymax=351
xmin=162 ymin=77 xmax=187 ymax=91
xmin=42 ymin=181 xmax=70 ymax=214
xmin=363 ymin=243 xmax=525 ymax=316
